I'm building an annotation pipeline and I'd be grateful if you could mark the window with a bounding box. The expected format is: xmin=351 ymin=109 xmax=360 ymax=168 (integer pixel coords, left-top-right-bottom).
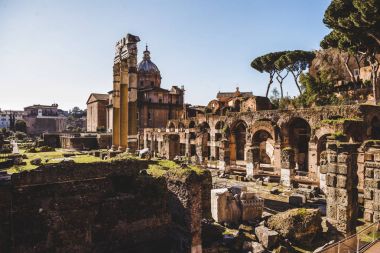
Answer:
xmin=140 ymin=81 xmax=144 ymax=86
xmin=150 ymin=81 xmax=154 ymax=87
xmin=148 ymin=112 xmax=151 ymax=120
xmin=159 ymin=98 xmax=162 ymax=104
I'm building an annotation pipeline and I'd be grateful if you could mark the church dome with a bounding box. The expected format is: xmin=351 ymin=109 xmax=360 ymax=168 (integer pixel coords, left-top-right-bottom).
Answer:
xmin=137 ymin=46 xmax=160 ymax=74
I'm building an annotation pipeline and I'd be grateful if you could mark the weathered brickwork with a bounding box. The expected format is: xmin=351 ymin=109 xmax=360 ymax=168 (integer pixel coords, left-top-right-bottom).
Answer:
xmin=362 ymin=142 xmax=380 ymax=223
xmin=0 ymin=160 xmax=211 ymax=253
xmin=325 ymin=141 xmax=360 ymax=235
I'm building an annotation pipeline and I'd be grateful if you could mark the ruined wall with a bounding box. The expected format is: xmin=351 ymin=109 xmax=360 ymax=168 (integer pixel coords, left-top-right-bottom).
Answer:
xmin=0 ymin=160 xmax=211 ymax=253
xmin=325 ymin=141 xmax=359 ymax=235
xmin=25 ymin=117 xmax=67 ymax=135
xmin=363 ymin=143 xmax=380 ymax=223
xmin=60 ymin=136 xmax=99 ymax=150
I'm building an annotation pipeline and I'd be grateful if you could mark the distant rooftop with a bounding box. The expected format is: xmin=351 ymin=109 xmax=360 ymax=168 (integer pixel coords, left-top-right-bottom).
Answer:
xmin=24 ymin=104 xmax=59 ymax=109
xmin=217 ymin=87 xmax=253 ymax=102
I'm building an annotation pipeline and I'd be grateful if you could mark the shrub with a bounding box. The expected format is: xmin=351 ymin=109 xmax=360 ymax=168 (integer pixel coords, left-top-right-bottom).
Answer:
xmin=38 ymin=146 xmax=55 ymax=152
xmin=15 ymin=131 xmax=27 ymax=140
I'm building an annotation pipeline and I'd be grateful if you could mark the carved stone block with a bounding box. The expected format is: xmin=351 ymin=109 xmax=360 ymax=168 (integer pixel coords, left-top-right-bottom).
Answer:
xmin=337 ymin=175 xmax=347 ymax=189
xmin=364 ymin=211 xmax=374 ymax=222
xmin=365 ymin=153 xmax=374 ymax=162
xmin=336 ymin=189 xmax=350 ymax=206
xmin=365 ymin=168 xmax=374 ymax=178
xmin=364 ymin=201 xmax=374 ymax=211
xmin=326 ymin=204 xmax=337 ymax=220
xmin=327 ymin=163 xmax=337 ymax=174
xmin=337 ymin=164 xmax=348 ymax=175
xmin=337 ymin=206 xmax=349 ymax=222
xmin=374 ymin=169 xmax=380 ymax=180
xmin=364 ymin=189 xmax=373 ymax=200
xmin=326 ymin=174 xmax=337 ymax=187
xmin=328 ymin=154 xmax=337 ymax=163
xmin=319 ymin=164 xmax=328 ymax=174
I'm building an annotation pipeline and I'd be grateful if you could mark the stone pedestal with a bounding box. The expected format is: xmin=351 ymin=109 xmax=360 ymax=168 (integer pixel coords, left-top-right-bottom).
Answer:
xmin=218 ymin=139 xmax=230 ymax=171
xmin=325 ymin=141 xmax=359 ymax=235
xmin=246 ymin=145 xmax=260 ymax=179
xmin=280 ymin=148 xmax=295 ymax=187
xmin=319 ymin=151 xmax=328 ymax=194
xmin=308 ymin=141 xmax=318 ymax=181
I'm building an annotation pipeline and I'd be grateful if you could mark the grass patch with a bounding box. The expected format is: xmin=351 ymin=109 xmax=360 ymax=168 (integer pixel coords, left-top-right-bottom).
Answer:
xmin=6 ymin=149 xmax=103 ymax=174
xmin=147 ymin=159 xmax=207 ymax=179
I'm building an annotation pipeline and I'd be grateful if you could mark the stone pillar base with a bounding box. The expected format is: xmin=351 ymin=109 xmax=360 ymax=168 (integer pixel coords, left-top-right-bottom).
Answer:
xmin=118 ymin=146 xmax=126 ymax=152
xmin=280 ymin=168 xmax=294 ymax=187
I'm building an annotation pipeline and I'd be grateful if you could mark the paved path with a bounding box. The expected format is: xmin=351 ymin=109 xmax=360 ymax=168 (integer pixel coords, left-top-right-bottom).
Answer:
xmin=364 ymin=241 xmax=380 ymax=253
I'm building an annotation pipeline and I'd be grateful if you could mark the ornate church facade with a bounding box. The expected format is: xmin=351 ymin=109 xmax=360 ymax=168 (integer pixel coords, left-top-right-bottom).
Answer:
xmin=109 ymin=34 xmax=184 ymax=151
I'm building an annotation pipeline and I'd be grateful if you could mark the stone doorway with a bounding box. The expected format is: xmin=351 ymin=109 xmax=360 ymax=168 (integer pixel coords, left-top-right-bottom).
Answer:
xmin=229 ymin=121 xmax=247 ymax=163
xmin=252 ymin=130 xmax=274 ymax=165
xmin=288 ymin=118 xmax=311 ymax=172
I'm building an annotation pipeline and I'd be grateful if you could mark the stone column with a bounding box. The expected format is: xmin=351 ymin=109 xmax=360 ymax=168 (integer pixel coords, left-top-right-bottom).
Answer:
xmin=185 ymin=133 xmax=190 ymax=157
xmin=143 ymin=131 xmax=148 ymax=149
xmin=325 ymin=140 xmax=359 ymax=235
xmin=195 ymin=134 xmax=203 ymax=164
xmin=363 ymin=144 xmax=380 ymax=223
xmin=218 ymin=138 xmax=230 ymax=171
xmin=126 ymin=37 xmax=139 ymax=152
xmin=273 ymin=142 xmax=282 ymax=175
xmin=318 ymin=151 xmax=328 ymax=194
xmin=158 ymin=140 xmax=162 ymax=154
xmin=111 ymin=63 xmax=121 ymax=150
xmin=280 ymin=148 xmax=295 ymax=187
xmin=246 ymin=145 xmax=260 ymax=179
xmin=308 ymin=141 xmax=318 ymax=181
xmin=150 ymin=133 xmax=154 ymax=153
xmin=119 ymin=59 xmax=129 ymax=152
xmin=209 ymin=132 xmax=216 ymax=160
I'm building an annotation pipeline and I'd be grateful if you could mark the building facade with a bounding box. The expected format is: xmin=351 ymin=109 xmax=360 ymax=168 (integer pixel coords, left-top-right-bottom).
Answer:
xmin=0 ymin=110 xmax=24 ymax=129
xmin=23 ymin=104 xmax=67 ymax=135
xmin=86 ymin=93 xmax=108 ymax=132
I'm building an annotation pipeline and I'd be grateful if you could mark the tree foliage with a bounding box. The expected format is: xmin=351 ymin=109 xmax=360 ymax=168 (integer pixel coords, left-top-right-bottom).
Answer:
xmin=14 ymin=120 xmax=27 ymax=133
xmin=68 ymin=107 xmax=86 ymax=118
xmin=321 ymin=0 xmax=380 ymax=102
xmin=298 ymin=68 xmax=342 ymax=107
xmin=275 ymin=50 xmax=315 ymax=94
xmin=251 ymin=51 xmax=288 ymax=97
xmin=251 ymin=50 xmax=315 ymax=98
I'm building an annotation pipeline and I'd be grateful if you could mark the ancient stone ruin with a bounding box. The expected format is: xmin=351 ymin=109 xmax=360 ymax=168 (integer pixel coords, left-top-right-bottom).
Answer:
xmin=211 ymin=186 xmax=263 ymax=225
xmin=0 ymin=160 xmax=211 ymax=253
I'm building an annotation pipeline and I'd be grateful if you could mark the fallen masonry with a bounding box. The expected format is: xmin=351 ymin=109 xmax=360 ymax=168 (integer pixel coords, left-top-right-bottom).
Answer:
xmin=211 ymin=186 xmax=264 ymax=225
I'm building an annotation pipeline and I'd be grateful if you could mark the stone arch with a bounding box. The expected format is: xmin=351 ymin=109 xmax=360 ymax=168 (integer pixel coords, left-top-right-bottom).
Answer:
xmin=215 ymin=121 xmax=225 ymax=130
xmin=286 ymin=117 xmax=311 ymax=172
xmin=316 ymin=134 xmax=331 ymax=166
xmin=167 ymin=121 xmax=176 ymax=132
xmin=178 ymin=122 xmax=185 ymax=131
xmin=188 ymin=120 xmax=196 ymax=129
xmin=198 ymin=122 xmax=211 ymax=160
xmin=252 ymin=129 xmax=275 ymax=165
xmin=251 ymin=120 xmax=277 ymax=142
xmin=229 ymin=120 xmax=248 ymax=162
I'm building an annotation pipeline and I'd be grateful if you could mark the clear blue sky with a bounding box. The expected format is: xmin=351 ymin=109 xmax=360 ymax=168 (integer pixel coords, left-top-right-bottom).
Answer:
xmin=0 ymin=0 xmax=331 ymax=111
